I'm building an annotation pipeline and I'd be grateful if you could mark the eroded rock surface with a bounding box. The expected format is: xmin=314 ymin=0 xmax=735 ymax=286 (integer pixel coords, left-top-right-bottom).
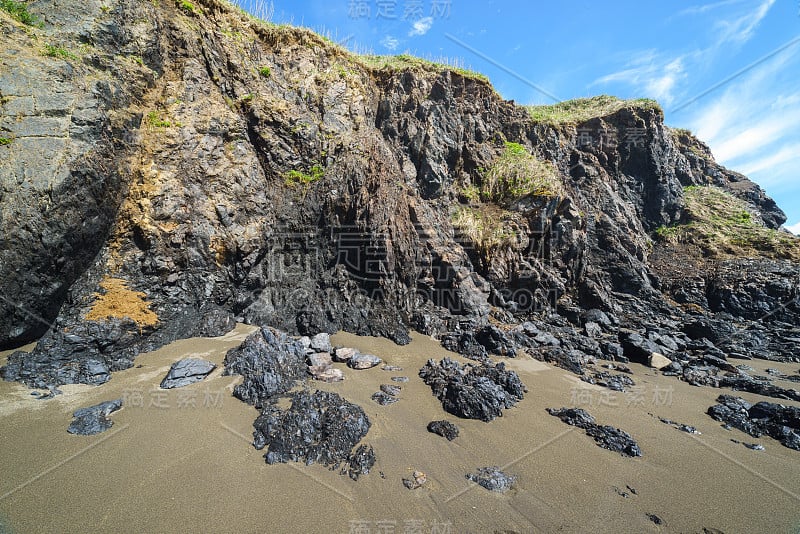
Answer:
xmin=419 ymin=357 xmax=525 ymax=422
xmin=466 ymin=467 xmax=517 ymax=492
xmin=223 ymin=326 xmax=306 ymax=407
xmin=547 ymin=407 xmax=642 ymax=457
xmin=252 ymin=390 xmax=373 ymax=473
xmin=160 ymin=358 xmax=216 ymax=389
xmin=707 ymin=395 xmax=800 ymax=451
xmin=67 ymin=399 xmax=123 ymax=435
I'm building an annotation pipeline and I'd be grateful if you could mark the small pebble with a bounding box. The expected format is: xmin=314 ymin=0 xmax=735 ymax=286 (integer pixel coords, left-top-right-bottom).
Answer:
xmin=402 ymin=471 xmax=427 ymax=490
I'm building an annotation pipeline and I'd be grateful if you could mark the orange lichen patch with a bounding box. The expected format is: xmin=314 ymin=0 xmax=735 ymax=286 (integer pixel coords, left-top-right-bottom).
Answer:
xmin=85 ymin=278 xmax=159 ymax=327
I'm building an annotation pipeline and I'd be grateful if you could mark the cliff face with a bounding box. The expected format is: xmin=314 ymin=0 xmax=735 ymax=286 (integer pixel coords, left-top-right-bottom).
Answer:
xmin=1 ymin=0 xmax=798 ymax=387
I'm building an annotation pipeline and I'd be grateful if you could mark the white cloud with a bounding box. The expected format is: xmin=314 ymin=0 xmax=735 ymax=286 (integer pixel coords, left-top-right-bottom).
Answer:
xmin=596 ymin=1 xmax=776 ymax=106
xmin=675 ymin=0 xmax=749 ymax=17
xmin=686 ymin=47 xmax=800 ymax=165
xmin=784 ymin=221 xmax=800 ymax=235
xmin=737 ymin=142 xmax=800 ymax=178
xmin=409 ymin=17 xmax=433 ymax=37
xmin=380 ymin=35 xmax=400 ymax=51
xmin=592 ymin=52 xmax=685 ymax=105
xmin=713 ymin=0 xmax=775 ymax=46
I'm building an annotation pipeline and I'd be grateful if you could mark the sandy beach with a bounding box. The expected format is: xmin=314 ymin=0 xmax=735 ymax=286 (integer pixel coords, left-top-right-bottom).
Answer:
xmin=1 ymin=326 xmax=799 ymax=533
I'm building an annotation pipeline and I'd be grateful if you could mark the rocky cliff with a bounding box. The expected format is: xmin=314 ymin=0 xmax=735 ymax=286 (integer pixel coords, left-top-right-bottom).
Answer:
xmin=2 ymin=0 xmax=799 ymax=388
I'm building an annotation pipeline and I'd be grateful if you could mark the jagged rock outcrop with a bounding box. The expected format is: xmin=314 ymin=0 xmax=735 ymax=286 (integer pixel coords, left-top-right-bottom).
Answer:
xmin=707 ymin=395 xmax=800 ymax=451
xmin=1 ymin=0 xmax=799 ymax=389
xmin=222 ymin=326 xmax=306 ymax=407
xmin=252 ymin=389 xmax=373 ymax=476
xmin=419 ymin=357 xmax=526 ymax=421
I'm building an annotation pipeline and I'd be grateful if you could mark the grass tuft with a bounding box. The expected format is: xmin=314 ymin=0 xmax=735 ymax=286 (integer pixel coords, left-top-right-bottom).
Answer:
xmin=144 ymin=110 xmax=172 ymax=128
xmin=527 ymin=95 xmax=661 ymax=125
xmin=178 ymin=0 xmax=199 ymax=15
xmin=284 ymin=164 xmax=324 ymax=187
xmin=480 ymin=142 xmax=562 ymax=202
xmin=0 ymin=0 xmax=39 ymax=26
xmin=357 ymin=53 xmax=489 ymax=82
xmin=452 ymin=205 xmax=521 ymax=265
xmin=42 ymin=44 xmax=77 ymax=60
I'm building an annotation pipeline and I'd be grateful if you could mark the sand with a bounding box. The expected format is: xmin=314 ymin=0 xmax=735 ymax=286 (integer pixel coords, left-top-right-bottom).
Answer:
xmin=1 ymin=326 xmax=799 ymax=533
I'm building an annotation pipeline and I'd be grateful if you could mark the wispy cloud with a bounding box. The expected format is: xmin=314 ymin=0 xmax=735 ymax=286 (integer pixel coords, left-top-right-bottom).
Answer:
xmin=592 ymin=52 xmax=685 ymax=104
xmin=738 ymin=142 xmax=800 ymax=176
xmin=595 ymin=1 xmax=777 ymax=105
xmin=675 ymin=0 xmax=749 ymax=18
xmin=685 ymin=46 xmax=800 ymax=192
xmin=380 ymin=35 xmax=400 ymax=51
xmin=409 ymin=16 xmax=433 ymax=37
xmin=713 ymin=0 xmax=775 ymax=45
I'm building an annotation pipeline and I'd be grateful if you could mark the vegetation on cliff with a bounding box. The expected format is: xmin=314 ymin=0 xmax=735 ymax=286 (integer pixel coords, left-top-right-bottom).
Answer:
xmin=527 ymin=95 xmax=661 ymax=125
xmin=655 ymin=186 xmax=800 ymax=260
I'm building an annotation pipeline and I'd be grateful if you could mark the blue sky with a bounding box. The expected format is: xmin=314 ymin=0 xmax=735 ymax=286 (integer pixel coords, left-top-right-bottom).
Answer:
xmin=241 ymin=0 xmax=800 ymax=232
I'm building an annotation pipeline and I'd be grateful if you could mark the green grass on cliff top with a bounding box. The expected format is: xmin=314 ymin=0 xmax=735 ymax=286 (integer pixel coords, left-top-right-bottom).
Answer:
xmin=357 ymin=53 xmax=490 ymax=83
xmin=655 ymin=185 xmax=800 ymax=260
xmin=527 ymin=95 xmax=661 ymax=125
xmin=212 ymin=1 xmax=660 ymax=120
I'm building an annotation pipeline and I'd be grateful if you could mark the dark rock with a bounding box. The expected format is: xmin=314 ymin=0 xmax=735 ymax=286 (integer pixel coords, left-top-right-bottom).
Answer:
xmin=253 ymin=390 xmax=372 ymax=475
xmin=466 ymin=466 xmax=516 ymax=492
xmin=427 ymin=420 xmax=460 ymax=440
xmin=547 ymin=407 xmax=642 ymax=457
xmin=657 ymin=417 xmax=700 ymax=434
xmin=371 ymin=391 xmax=398 ymax=406
xmin=583 ymin=308 xmax=613 ymax=328
xmin=584 ymin=321 xmax=603 ymax=338
xmin=223 ymin=327 xmax=306 ymax=407
xmin=682 ymin=317 xmax=735 ymax=344
xmin=618 ymin=330 xmax=661 ymax=364
xmin=473 ymin=325 xmax=517 ymax=357
xmin=159 ymin=358 xmax=216 ymax=389
xmin=719 ymin=374 xmax=800 ymax=402
xmin=196 ymin=308 xmax=236 ymax=337
xmin=419 ymin=357 xmax=526 ymax=422
xmin=707 ymin=394 xmax=800 ymax=451
xmin=381 ymin=364 xmax=403 ymax=371
xmin=344 ymin=444 xmax=376 ymax=481
xmin=601 ymin=342 xmax=625 ymax=360
xmin=391 ymin=376 xmax=409 ymax=383
xmin=379 ymin=384 xmax=401 ymax=396
xmin=646 ymin=514 xmax=664 ymax=526
xmin=613 ymin=487 xmax=630 ymax=498
xmin=67 ymin=399 xmax=123 ymax=435
xmin=440 ymin=331 xmax=488 ymax=361
xmin=581 ymin=371 xmax=635 ymax=392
